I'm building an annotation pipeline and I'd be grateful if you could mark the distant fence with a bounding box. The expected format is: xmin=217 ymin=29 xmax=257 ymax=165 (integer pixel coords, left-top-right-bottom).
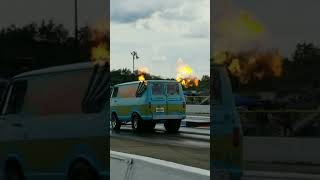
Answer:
xmin=186 ymin=104 xmax=320 ymax=137
xmin=110 ymin=151 xmax=210 ymax=180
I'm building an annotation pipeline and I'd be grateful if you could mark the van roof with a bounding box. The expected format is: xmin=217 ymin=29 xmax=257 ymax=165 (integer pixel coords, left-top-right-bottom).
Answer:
xmin=114 ymin=80 xmax=178 ymax=87
xmin=13 ymin=62 xmax=95 ymax=79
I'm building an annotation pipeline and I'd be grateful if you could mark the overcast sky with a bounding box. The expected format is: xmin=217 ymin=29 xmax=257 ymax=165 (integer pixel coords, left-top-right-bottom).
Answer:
xmin=110 ymin=0 xmax=210 ymax=79
xmin=212 ymin=0 xmax=320 ymax=58
xmin=0 ymin=0 xmax=108 ymax=33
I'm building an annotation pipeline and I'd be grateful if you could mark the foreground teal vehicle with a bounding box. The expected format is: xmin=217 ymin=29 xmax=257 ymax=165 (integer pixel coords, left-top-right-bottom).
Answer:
xmin=211 ymin=65 xmax=243 ymax=179
xmin=110 ymin=80 xmax=186 ymax=133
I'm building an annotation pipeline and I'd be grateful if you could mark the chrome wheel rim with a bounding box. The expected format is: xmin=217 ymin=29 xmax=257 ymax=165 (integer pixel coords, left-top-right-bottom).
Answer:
xmin=111 ymin=115 xmax=117 ymax=129
xmin=133 ymin=117 xmax=138 ymax=129
xmin=111 ymin=120 xmax=116 ymax=128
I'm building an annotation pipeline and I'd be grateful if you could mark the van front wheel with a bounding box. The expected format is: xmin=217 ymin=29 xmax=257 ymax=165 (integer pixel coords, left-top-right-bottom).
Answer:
xmin=144 ymin=121 xmax=156 ymax=132
xmin=68 ymin=160 xmax=99 ymax=180
xmin=4 ymin=161 xmax=25 ymax=180
xmin=164 ymin=119 xmax=181 ymax=133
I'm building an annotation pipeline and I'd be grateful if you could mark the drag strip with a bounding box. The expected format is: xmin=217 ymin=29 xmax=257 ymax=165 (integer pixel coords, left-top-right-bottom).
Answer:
xmin=110 ymin=124 xmax=210 ymax=170
xmin=110 ymin=124 xmax=209 ymax=147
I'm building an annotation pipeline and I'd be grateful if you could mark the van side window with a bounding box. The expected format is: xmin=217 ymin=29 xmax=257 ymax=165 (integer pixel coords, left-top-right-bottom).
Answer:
xmin=21 ymin=71 xmax=92 ymax=115
xmin=6 ymin=80 xmax=27 ymax=114
xmin=152 ymin=83 xmax=164 ymax=95
xmin=19 ymin=67 xmax=109 ymax=115
xmin=112 ymin=87 xmax=118 ymax=98
xmin=167 ymin=83 xmax=179 ymax=95
xmin=118 ymin=84 xmax=138 ymax=98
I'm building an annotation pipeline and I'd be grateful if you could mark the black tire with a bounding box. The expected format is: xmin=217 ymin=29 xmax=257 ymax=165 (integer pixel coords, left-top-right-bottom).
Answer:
xmin=4 ymin=160 xmax=25 ymax=180
xmin=111 ymin=113 xmax=121 ymax=130
xmin=144 ymin=121 xmax=156 ymax=132
xmin=68 ymin=160 xmax=99 ymax=180
xmin=164 ymin=119 xmax=181 ymax=133
xmin=132 ymin=114 xmax=143 ymax=132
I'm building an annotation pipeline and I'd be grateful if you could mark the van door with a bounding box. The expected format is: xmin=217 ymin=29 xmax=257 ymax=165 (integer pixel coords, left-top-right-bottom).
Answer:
xmin=150 ymin=83 xmax=166 ymax=116
xmin=166 ymin=82 xmax=183 ymax=115
xmin=0 ymin=80 xmax=27 ymax=142
xmin=110 ymin=86 xmax=119 ymax=114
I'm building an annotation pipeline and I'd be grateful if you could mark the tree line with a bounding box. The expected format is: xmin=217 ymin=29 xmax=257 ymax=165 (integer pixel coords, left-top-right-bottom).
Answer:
xmin=0 ymin=20 xmax=109 ymax=78
xmin=111 ymin=68 xmax=210 ymax=93
xmin=212 ymin=42 xmax=320 ymax=93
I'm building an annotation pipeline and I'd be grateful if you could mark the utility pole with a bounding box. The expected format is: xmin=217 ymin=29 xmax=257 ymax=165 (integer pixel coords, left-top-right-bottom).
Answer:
xmin=131 ymin=51 xmax=139 ymax=73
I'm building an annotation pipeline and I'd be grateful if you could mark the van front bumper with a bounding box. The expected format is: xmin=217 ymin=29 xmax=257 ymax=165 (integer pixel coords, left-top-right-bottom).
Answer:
xmin=152 ymin=114 xmax=186 ymax=120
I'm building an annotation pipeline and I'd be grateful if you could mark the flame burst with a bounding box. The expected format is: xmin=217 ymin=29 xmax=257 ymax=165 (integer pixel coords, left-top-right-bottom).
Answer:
xmin=214 ymin=50 xmax=283 ymax=84
xmin=176 ymin=58 xmax=199 ymax=88
xmin=212 ymin=0 xmax=283 ymax=84
xmin=213 ymin=0 xmax=266 ymax=53
xmin=138 ymin=67 xmax=150 ymax=81
xmin=90 ymin=20 xmax=109 ymax=66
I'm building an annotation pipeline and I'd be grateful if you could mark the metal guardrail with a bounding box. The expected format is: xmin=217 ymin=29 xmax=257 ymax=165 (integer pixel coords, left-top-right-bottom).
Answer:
xmin=185 ymin=96 xmax=209 ymax=105
xmin=243 ymin=170 xmax=320 ymax=180
xmin=239 ymin=109 xmax=320 ymax=137
xmin=238 ymin=110 xmax=320 ymax=113
xmin=187 ymin=104 xmax=320 ymax=137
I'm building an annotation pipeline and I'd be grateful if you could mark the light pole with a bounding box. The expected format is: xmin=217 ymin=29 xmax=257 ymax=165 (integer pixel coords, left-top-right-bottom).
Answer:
xmin=74 ymin=0 xmax=78 ymax=46
xmin=131 ymin=51 xmax=139 ymax=73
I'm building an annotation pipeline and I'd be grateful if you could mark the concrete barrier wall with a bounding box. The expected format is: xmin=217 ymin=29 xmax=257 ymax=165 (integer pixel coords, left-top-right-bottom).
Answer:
xmin=243 ymin=137 xmax=320 ymax=164
xmin=110 ymin=151 xmax=210 ymax=180
xmin=186 ymin=105 xmax=210 ymax=114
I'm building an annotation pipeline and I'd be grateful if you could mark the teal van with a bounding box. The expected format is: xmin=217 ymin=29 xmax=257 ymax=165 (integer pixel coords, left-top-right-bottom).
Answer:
xmin=211 ymin=65 xmax=243 ymax=179
xmin=110 ymin=80 xmax=186 ymax=133
xmin=0 ymin=62 xmax=108 ymax=180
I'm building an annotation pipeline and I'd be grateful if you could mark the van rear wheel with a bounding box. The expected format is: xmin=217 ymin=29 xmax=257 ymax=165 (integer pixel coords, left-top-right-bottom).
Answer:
xmin=111 ymin=113 xmax=121 ymax=130
xmin=4 ymin=160 xmax=25 ymax=180
xmin=68 ymin=160 xmax=99 ymax=180
xmin=144 ymin=121 xmax=156 ymax=132
xmin=164 ymin=119 xmax=181 ymax=133
xmin=132 ymin=114 xmax=143 ymax=132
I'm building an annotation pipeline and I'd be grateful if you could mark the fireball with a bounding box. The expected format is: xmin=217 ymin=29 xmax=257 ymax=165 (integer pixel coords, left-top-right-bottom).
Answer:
xmin=138 ymin=67 xmax=150 ymax=81
xmin=214 ymin=50 xmax=283 ymax=84
xmin=176 ymin=58 xmax=199 ymax=88
xmin=90 ymin=20 xmax=109 ymax=66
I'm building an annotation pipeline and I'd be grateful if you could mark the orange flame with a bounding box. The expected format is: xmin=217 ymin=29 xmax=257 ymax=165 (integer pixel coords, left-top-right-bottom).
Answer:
xmin=138 ymin=67 xmax=150 ymax=81
xmin=90 ymin=20 xmax=109 ymax=66
xmin=214 ymin=50 xmax=283 ymax=84
xmin=176 ymin=58 xmax=199 ymax=88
